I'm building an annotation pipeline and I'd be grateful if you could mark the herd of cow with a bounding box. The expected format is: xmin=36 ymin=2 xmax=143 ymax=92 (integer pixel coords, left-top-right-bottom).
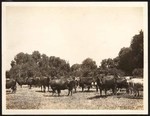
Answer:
xmin=6 ymin=74 xmax=143 ymax=97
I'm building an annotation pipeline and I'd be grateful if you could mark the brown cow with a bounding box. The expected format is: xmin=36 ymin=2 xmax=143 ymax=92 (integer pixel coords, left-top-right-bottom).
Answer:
xmin=96 ymin=75 xmax=117 ymax=96
xmin=79 ymin=77 xmax=95 ymax=92
xmin=6 ymin=78 xmax=17 ymax=93
xmin=49 ymin=76 xmax=76 ymax=96
xmin=40 ymin=76 xmax=50 ymax=92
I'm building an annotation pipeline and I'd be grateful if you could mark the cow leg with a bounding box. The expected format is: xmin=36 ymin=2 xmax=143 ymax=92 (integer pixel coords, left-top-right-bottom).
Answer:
xmin=96 ymin=86 xmax=98 ymax=92
xmin=41 ymin=86 xmax=43 ymax=92
xmin=57 ymin=89 xmax=61 ymax=96
xmin=71 ymin=90 xmax=72 ymax=96
xmin=114 ymin=86 xmax=117 ymax=95
xmin=129 ymin=87 xmax=133 ymax=94
xmin=131 ymin=89 xmax=133 ymax=94
xmin=127 ymin=88 xmax=130 ymax=94
xmin=47 ymin=85 xmax=49 ymax=92
xmin=134 ymin=89 xmax=137 ymax=97
xmin=12 ymin=89 xmax=15 ymax=93
xmin=11 ymin=89 xmax=13 ymax=93
xmin=82 ymin=87 xmax=84 ymax=92
xmin=52 ymin=88 xmax=56 ymax=96
xmin=74 ymin=87 xmax=77 ymax=93
xmin=136 ymin=90 xmax=139 ymax=96
xmin=88 ymin=87 xmax=90 ymax=91
xmin=12 ymin=88 xmax=16 ymax=93
xmin=67 ymin=90 xmax=70 ymax=96
xmin=29 ymin=85 xmax=31 ymax=89
xmin=116 ymin=88 xmax=120 ymax=94
xmin=11 ymin=86 xmax=15 ymax=93
xmin=99 ymin=88 xmax=102 ymax=96
xmin=126 ymin=88 xmax=129 ymax=94
xmin=13 ymin=86 xmax=17 ymax=93
xmin=105 ymin=89 xmax=107 ymax=96
xmin=44 ymin=86 xmax=46 ymax=92
xmin=133 ymin=88 xmax=136 ymax=96
xmin=29 ymin=85 xmax=30 ymax=89
xmin=112 ymin=87 xmax=117 ymax=95
xmin=52 ymin=89 xmax=55 ymax=96
xmin=112 ymin=88 xmax=114 ymax=95
xmin=134 ymin=92 xmax=137 ymax=97
xmin=138 ymin=90 xmax=140 ymax=96
xmin=131 ymin=87 xmax=135 ymax=96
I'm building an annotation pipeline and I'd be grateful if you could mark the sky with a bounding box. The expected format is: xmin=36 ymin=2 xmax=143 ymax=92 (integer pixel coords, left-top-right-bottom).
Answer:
xmin=3 ymin=3 xmax=144 ymax=70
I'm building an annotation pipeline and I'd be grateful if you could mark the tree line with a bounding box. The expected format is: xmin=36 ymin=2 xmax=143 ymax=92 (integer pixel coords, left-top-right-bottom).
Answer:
xmin=6 ymin=30 xmax=143 ymax=79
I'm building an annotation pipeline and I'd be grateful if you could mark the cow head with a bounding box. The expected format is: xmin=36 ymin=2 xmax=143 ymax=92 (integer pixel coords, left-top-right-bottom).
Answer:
xmin=96 ymin=74 xmax=104 ymax=85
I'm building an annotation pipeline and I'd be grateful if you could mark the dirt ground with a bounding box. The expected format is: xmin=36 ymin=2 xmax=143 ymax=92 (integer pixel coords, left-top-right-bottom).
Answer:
xmin=6 ymin=85 xmax=143 ymax=110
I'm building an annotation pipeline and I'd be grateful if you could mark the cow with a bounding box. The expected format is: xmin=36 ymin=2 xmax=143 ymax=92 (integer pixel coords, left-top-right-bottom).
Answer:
xmin=96 ymin=74 xmax=117 ymax=96
xmin=127 ymin=78 xmax=143 ymax=97
xmin=33 ymin=76 xmax=41 ymax=87
xmin=40 ymin=76 xmax=50 ymax=92
xmin=79 ymin=77 xmax=95 ymax=92
xmin=6 ymin=78 xmax=17 ymax=93
xmin=26 ymin=77 xmax=36 ymax=89
xmin=116 ymin=77 xmax=129 ymax=94
xmin=49 ymin=76 xmax=76 ymax=96
xmin=92 ymin=77 xmax=98 ymax=92
xmin=16 ymin=77 xmax=28 ymax=88
xmin=72 ymin=76 xmax=80 ymax=93
xmin=125 ymin=76 xmax=136 ymax=94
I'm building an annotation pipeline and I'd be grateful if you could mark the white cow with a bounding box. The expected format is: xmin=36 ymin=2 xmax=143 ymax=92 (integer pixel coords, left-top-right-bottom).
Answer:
xmin=128 ymin=78 xmax=143 ymax=97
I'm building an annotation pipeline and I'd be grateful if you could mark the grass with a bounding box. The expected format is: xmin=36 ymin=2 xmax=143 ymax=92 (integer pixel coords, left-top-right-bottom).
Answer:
xmin=6 ymin=85 xmax=143 ymax=110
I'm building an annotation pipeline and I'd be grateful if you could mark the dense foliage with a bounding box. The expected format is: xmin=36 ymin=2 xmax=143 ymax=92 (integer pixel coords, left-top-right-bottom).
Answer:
xmin=99 ymin=30 xmax=143 ymax=76
xmin=6 ymin=30 xmax=143 ymax=79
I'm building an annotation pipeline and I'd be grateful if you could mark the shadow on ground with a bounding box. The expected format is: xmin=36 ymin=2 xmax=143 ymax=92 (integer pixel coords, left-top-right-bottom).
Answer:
xmin=87 ymin=95 xmax=108 ymax=99
xmin=6 ymin=92 xmax=16 ymax=94
xmin=6 ymin=89 xmax=16 ymax=94
xmin=43 ymin=94 xmax=71 ymax=97
xmin=35 ymin=90 xmax=53 ymax=93
xmin=87 ymin=92 xmax=143 ymax=100
xmin=78 ymin=90 xmax=97 ymax=93
xmin=121 ymin=94 xmax=143 ymax=99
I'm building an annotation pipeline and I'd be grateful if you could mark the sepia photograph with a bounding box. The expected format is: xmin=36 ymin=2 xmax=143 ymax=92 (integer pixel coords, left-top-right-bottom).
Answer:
xmin=2 ymin=2 xmax=148 ymax=115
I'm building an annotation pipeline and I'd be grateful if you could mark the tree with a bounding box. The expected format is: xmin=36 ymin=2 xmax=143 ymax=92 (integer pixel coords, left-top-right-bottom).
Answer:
xmin=107 ymin=68 xmax=125 ymax=76
xmin=132 ymin=68 xmax=143 ymax=77
xmin=10 ymin=60 xmax=16 ymax=68
xmin=14 ymin=52 xmax=28 ymax=65
xmin=130 ymin=30 xmax=143 ymax=68
xmin=6 ymin=70 xmax=10 ymax=78
xmin=70 ymin=64 xmax=82 ymax=77
xmin=9 ymin=65 xmax=20 ymax=79
xmin=113 ymin=56 xmax=120 ymax=68
xmin=118 ymin=47 xmax=133 ymax=75
xmin=81 ymin=58 xmax=97 ymax=70
xmin=48 ymin=56 xmax=71 ymax=77
xmin=117 ymin=30 xmax=143 ymax=75
xmin=39 ymin=54 xmax=49 ymax=76
xmin=100 ymin=58 xmax=116 ymax=69
xmin=81 ymin=58 xmax=97 ymax=77
xmin=71 ymin=64 xmax=81 ymax=72
xmin=99 ymin=57 xmax=125 ymax=76
xmin=32 ymin=51 xmax=41 ymax=64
